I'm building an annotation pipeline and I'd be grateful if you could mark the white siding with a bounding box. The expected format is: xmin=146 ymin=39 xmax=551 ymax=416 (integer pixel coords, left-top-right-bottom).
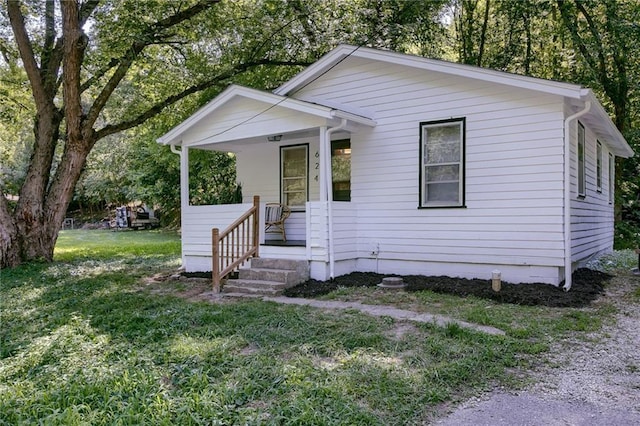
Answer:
xmin=568 ymin=110 xmax=615 ymax=264
xmin=182 ymin=97 xmax=326 ymax=146
xmin=291 ymin=57 xmax=566 ymax=283
xmin=181 ymin=203 xmax=253 ymax=271
xmin=332 ymin=202 xmax=359 ymax=261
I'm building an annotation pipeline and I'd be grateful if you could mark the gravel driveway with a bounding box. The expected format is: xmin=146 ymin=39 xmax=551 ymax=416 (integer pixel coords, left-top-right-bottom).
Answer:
xmin=435 ymin=273 xmax=640 ymax=426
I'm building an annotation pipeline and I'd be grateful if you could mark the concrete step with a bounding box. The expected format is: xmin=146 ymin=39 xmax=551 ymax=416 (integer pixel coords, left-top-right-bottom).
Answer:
xmin=222 ymin=279 xmax=290 ymax=296
xmin=251 ymin=258 xmax=309 ymax=277
xmin=238 ymin=267 xmax=300 ymax=284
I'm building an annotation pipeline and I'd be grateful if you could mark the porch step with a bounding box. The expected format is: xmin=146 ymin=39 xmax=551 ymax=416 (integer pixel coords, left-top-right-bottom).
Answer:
xmin=222 ymin=258 xmax=309 ymax=296
xmin=238 ymin=268 xmax=301 ymax=285
xmin=223 ymin=279 xmax=290 ymax=296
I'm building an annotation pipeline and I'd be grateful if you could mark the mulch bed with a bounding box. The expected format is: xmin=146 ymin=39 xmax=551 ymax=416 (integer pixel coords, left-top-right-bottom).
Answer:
xmin=283 ymin=268 xmax=612 ymax=308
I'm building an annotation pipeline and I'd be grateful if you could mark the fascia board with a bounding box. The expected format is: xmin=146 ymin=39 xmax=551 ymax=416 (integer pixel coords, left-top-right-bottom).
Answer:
xmin=583 ymin=90 xmax=634 ymax=158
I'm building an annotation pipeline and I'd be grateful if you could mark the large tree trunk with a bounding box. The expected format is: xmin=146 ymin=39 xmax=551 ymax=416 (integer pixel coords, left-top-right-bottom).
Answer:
xmin=0 ymin=0 xmax=256 ymax=269
xmin=0 ymin=0 xmax=88 ymax=268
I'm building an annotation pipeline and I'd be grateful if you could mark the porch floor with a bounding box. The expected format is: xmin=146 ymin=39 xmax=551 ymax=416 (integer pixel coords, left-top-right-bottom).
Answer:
xmin=262 ymin=240 xmax=306 ymax=247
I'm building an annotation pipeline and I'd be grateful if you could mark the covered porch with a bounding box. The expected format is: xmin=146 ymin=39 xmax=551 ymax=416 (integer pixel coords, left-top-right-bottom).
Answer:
xmin=156 ymin=85 xmax=376 ymax=281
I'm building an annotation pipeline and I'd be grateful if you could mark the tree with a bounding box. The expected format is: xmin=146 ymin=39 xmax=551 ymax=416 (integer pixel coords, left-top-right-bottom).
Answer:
xmin=0 ymin=0 xmax=308 ymax=268
xmin=556 ymin=0 xmax=640 ymax=231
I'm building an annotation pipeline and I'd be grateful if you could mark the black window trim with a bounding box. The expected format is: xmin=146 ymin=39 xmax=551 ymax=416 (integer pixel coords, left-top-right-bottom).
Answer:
xmin=418 ymin=117 xmax=466 ymax=209
xmin=596 ymin=140 xmax=603 ymax=193
xmin=577 ymin=121 xmax=586 ymax=199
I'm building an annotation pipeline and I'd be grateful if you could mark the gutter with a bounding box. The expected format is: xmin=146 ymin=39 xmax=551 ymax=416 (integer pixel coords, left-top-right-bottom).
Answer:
xmin=563 ymin=101 xmax=591 ymax=291
xmin=324 ymin=118 xmax=348 ymax=280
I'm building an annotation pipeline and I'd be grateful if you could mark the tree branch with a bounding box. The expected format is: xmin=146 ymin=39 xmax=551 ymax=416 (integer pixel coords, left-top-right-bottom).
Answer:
xmin=6 ymin=0 xmax=47 ymax=107
xmin=41 ymin=0 xmax=55 ymax=69
xmin=84 ymin=0 xmax=220 ymax=130
xmin=573 ymin=1 xmax=608 ymax=84
xmin=556 ymin=1 xmax=599 ymax=78
xmin=95 ymin=59 xmax=311 ymax=140
xmin=79 ymin=0 xmax=101 ymax=27
xmin=60 ymin=0 xmax=87 ymax=147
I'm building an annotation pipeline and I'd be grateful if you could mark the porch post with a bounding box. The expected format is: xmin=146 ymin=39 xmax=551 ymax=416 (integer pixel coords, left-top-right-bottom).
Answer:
xmin=180 ymin=146 xmax=189 ymax=213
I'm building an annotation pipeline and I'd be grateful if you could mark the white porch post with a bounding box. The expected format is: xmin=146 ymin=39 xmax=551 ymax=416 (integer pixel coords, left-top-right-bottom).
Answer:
xmin=180 ymin=146 xmax=189 ymax=213
xmin=170 ymin=143 xmax=189 ymax=268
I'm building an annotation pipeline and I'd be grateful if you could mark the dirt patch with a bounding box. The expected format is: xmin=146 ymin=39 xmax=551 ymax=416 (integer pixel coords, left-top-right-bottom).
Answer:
xmin=283 ymin=269 xmax=611 ymax=308
xmin=139 ymin=272 xmax=237 ymax=304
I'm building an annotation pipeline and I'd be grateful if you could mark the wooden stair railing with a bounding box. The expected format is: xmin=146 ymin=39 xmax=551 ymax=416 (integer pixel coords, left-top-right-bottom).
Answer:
xmin=212 ymin=195 xmax=260 ymax=292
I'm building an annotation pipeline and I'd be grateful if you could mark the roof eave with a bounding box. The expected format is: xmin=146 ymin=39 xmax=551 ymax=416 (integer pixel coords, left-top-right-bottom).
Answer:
xmin=582 ymin=90 xmax=634 ymax=158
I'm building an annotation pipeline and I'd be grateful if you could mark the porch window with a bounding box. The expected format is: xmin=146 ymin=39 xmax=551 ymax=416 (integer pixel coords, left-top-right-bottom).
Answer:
xmin=596 ymin=140 xmax=602 ymax=192
xmin=419 ymin=118 xmax=465 ymax=208
xmin=281 ymin=144 xmax=308 ymax=210
xmin=332 ymin=139 xmax=351 ymax=201
xmin=578 ymin=122 xmax=586 ymax=197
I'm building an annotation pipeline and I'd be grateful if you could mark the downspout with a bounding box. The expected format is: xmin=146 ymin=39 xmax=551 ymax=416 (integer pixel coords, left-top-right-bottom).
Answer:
xmin=324 ymin=118 xmax=348 ymax=280
xmin=563 ymin=101 xmax=591 ymax=291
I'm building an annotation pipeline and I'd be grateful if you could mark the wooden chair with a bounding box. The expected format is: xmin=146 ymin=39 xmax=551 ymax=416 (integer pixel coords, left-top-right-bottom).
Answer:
xmin=264 ymin=203 xmax=291 ymax=241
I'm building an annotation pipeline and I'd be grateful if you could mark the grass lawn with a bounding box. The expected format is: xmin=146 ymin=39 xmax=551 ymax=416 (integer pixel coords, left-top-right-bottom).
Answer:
xmin=0 ymin=230 xmax=620 ymax=425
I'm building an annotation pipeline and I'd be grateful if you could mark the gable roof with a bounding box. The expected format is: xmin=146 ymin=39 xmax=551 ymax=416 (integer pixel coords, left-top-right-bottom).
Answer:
xmin=157 ymin=85 xmax=375 ymax=146
xmin=275 ymin=45 xmax=632 ymax=158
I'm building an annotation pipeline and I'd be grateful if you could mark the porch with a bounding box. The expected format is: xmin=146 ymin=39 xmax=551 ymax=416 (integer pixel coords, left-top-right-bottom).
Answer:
xmin=179 ymin=199 xmax=359 ymax=276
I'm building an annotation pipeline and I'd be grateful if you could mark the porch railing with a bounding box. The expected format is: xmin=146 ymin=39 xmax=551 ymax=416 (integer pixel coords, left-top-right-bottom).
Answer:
xmin=212 ymin=195 xmax=260 ymax=292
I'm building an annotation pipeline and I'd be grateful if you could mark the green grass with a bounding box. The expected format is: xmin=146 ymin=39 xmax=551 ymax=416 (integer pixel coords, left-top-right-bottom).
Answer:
xmin=0 ymin=230 xmax=621 ymax=425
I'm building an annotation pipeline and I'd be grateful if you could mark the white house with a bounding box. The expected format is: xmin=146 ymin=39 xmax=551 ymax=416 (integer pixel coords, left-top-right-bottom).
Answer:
xmin=157 ymin=45 xmax=633 ymax=290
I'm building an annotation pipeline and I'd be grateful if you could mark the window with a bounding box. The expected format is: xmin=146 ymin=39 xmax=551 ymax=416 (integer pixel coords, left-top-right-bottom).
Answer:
xmin=420 ymin=118 xmax=465 ymax=207
xmin=331 ymin=139 xmax=351 ymax=201
xmin=609 ymin=153 xmax=614 ymax=204
xmin=577 ymin=122 xmax=586 ymax=197
xmin=281 ymin=145 xmax=308 ymax=210
xmin=596 ymin=140 xmax=602 ymax=192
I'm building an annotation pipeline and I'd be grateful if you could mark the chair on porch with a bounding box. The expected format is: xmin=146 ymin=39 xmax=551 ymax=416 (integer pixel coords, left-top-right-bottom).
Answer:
xmin=264 ymin=203 xmax=291 ymax=242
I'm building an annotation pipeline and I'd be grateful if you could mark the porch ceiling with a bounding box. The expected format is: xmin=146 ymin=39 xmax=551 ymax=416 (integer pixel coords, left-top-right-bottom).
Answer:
xmin=157 ymin=85 xmax=376 ymax=151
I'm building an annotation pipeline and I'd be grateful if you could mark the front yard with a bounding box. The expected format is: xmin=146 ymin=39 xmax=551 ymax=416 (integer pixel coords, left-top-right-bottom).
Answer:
xmin=0 ymin=230 xmax=632 ymax=425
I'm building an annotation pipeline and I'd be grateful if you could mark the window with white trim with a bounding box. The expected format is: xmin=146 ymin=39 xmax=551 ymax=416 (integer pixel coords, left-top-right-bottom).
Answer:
xmin=577 ymin=122 xmax=586 ymax=197
xmin=281 ymin=145 xmax=308 ymax=210
xmin=609 ymin=153 xmax=614 ymax=204
xmin=596 ymin=140 xmax=602 ymax=192
xmin=420 ymin=118 xmax=465 ymax=207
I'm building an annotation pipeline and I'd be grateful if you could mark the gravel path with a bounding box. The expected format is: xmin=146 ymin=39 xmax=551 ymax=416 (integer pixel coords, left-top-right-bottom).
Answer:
xmin=435 ymin=273 xmax=640 ymax=425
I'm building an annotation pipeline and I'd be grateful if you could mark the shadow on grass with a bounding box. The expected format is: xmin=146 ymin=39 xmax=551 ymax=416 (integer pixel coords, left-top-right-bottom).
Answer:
xmin=2 ymin=255 xmax=524 ymax=425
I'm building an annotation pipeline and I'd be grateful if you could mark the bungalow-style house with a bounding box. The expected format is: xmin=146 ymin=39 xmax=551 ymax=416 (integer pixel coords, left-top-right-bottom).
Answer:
xmin=158 ymin=45 xmax=633 ymax=292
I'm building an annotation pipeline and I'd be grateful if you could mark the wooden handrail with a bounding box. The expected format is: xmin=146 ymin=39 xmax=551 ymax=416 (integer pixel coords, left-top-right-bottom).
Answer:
xmin=212 ymin=195 xmax=260 ymax=292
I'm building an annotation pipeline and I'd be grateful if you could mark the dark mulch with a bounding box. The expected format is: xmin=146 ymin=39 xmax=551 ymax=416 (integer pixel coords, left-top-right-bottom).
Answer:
xmin=283 ymin=268 xmax=612 ymax=308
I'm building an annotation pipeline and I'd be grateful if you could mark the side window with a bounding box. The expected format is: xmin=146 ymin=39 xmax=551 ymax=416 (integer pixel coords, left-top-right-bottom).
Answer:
xmin=577 ymin=122 xmax=586 ymax=197
xmin=420 ymin=118 xmax=465 ymax=207
xmin=596 ymin=140 xmax=602 ymax=192
xmin=331 ymin=139 xmax=351 ymax=201
xmin=281 ymin=145 xmax=308 ymax=210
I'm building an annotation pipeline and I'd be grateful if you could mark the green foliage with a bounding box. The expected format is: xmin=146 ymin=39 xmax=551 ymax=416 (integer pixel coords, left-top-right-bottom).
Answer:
xmin=615 ymin=221 xmax=640 ymax=250
xmin=0 ymin=65 xmax=34 ymax=195
xmin=2 ymin=0 xmax=638 ymax=241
